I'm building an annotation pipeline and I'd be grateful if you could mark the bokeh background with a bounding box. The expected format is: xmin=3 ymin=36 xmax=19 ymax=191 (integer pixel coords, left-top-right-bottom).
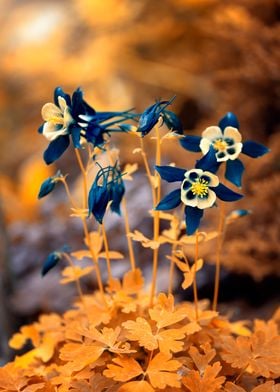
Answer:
xmin=0 ymin=0 xmax=279 ymax=363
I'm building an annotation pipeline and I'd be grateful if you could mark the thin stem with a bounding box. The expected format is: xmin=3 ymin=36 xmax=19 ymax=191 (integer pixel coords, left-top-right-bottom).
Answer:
xmin=58 ymin=177 xmax=77 ymax=208
xmin=149 ymin=124 xmax=161 ymax=307
xmin=101 ymin=223 xmax=112 ymax=280
xmin=168 ymin=243 xmax=177 ymax=295
xmin=212 ymin=201 xmax=226 ymax=312
xmin=140 ymin=137 xmax=156 ymax=205
xmin=122 ymin=197 xmax=136 ymax=271
xmin=75 ymin=148 xmax=88 ymax=210
xmin=63 ymin=253 xmax=85 ymax=307
xmin=74 ymin=147 xmax=107 ymax=306
xmin=193 ymin=230 xmax=199 ymax=321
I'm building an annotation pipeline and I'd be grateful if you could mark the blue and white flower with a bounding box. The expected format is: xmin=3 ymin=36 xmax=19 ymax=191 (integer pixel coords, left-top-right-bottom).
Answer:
xmin=200 ymin=125 xmax=243 ymax=162
xmin=179 ymin=112 xmax=270 ymax=187
xmin=39 ymin=87 xmax=136 ymax=165
xmin=155 ymin=148 xmax=243 ymax=235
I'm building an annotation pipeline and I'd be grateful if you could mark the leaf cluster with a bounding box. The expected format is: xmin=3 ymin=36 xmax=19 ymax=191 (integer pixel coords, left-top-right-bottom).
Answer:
xmin=5 ymin=276 xmax=280 ymax=391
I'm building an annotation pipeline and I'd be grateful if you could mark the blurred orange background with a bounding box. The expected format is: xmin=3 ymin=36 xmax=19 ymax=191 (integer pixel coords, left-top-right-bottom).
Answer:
xmin=0 ymin=0 xmax=279 ymax=362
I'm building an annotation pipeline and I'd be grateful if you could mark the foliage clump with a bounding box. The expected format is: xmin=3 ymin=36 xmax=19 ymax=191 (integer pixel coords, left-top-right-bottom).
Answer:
xmin=3 ymin=86 xmax=279 ymax=391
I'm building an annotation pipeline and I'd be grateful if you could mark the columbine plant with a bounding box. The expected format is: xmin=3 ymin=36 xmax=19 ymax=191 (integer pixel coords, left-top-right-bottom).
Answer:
xmin=4 ymin=86 xmax=279 ymax=392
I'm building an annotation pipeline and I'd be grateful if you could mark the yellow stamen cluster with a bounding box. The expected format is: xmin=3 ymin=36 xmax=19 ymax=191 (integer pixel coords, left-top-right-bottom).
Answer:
xmin=190 ymin=179 xmax=209 ymax=198
xmin=213 ymin=138 xmax=228 ymax=151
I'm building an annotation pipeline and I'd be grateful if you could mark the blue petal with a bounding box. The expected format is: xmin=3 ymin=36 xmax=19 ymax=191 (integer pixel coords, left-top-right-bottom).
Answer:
xmin=54 ymin=87 xmax=71 ymax=107
xmin=185 ymin=206 xmax=204 ymax=235
xmin=242 ymin=140 xmax=270 ymax=158
xmin=71 ymin=87 xmax=96 ymax=119
xmin=179 ymin=135 xmax=202 ymax=152
xmin=218 ymin=112 xmax=240 ymax=131
xmin=43 ymin=135 xmax=70 ymax=165
xmin=195 ymin=146 xmax=220 ymax=173
xmin=38 ymin=177 xmax=56 ymax=199
xmin=88 ymin=184 xmax=110 ymax=224
xmin=110 ymin=182 xmax=125 ymax=215
xmin=162 ymin=110 xmax=183 ymax=134
xmin=155 ymin=165 xmax=186 ymax=182
xmin=215 ymin=183 xmax=243 ymax=202
xmin=225 ymin=159 xmax=245 ymax=188
xmin=70 ymin=125 xmax=81 ymax=148
xmin=155 ymin=189 xmax=181 ymax=211
xmin=42 ymin=252 xmax=62 ymax=276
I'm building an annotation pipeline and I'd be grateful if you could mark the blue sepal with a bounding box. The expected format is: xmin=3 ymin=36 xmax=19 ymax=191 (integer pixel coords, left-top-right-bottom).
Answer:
xmin=54 ymin=87 xmax=71 ymax=107
xmin=196 ymin=146 xmax=220 ymax=173
xmin=88 ymin=184 xmax=111 ymax=224
xmin=225 ymin=159 xmax=245 ymax=188
xmin=218 ymin=112 xmax=240 ymax=131
xmin=71 ymin=87 xmax=96 ymax=120
xmin=162 ymin=110 xmax=183 ymax=134
xmin=43 ymin=135 xmax=70 ymax=165
xmin=155 ymin=189 xmax=181 ymax=211
xmin=38 ymin=177 xmax=56 ymax=199
xmin=70 ymin=125 xmax=81 ymax=148
xmin=110 ymin=182 xmax=125 ymax=215
xmin=38 ymin=124 xmax=44 ymax=134
xmin=86 ymin=123 xmax=106 ymax=148
xmin=42 ymin=252 xmax=62 ymax=276
xmin=185 ymin=206 xmax=204 ymax=235
xmin=215 ymin=183 xmax=243 ymax=202
xmin=179 ymin=135 xmax=202 ymax=152
xmin=155 ymin=165 xmax=186 ymax=182
xmin=242 ymin=140 xmax=270 ymax=158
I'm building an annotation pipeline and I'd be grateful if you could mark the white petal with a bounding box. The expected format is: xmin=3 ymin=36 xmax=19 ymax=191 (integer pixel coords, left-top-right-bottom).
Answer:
xmin=181 ymin=190 xmax=198 ymax=207
xmin=216 ymin=152 xmax=229 ymax=162
xmin=197 ymin=189 xmax=216 ymax=209
xmin=42 ymin=122 xmax=68 ymax=141
xmin=201 ymin=171 xmax=219 ymax=187
xmin=201 ymin=126 xmax=223 ymax=140
xmin=63 ymin=107 xmax=74 ymax=127
xmin=200 ymin=138 xmax=211 ymax=155
xmin=41 ymin=103 xmax=63 ymax=123
xmin=58 ymin=96 xmax=67 ymax=112
xmin=224 ymin=126 xmax=242 ymax=143
xmin=184 ymin=168 xmax=203 ymax=180
xmin=228 ymin=142 xmax=243 ymax=160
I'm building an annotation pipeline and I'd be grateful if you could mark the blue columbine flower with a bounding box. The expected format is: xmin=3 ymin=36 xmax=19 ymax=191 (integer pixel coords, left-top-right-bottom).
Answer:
xmin=179 ymin=112 xmax=270 ymax=187
xmin=137 ymin=97 xmax=177 ymax=137
xmin=41 ymin=251 xmax=62 ymax=276
xmin=155 ymin=149 xmax=243 ymax=235
xmin=38 ymin=170 xmax=62 ymax=199
xmin=39 ymin=87 xmax=135 ymax=164
xmin=88 ymin=163 xmax=125 ymax=224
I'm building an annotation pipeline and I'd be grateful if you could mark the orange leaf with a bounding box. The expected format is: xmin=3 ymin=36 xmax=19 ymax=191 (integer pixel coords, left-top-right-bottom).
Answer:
xmin=118 ymin=380 xmax=154 ymax=392
xmin=59 ymin=343 xmax=105 ymax=372
xmin=99 ymin=251 xmax=124 ymax=259
xmin=182 ymin=362 xmax=225 ymax=392
xmin=103 ymin=356 xmax=143 ymax=382
xmin=128 ymin=230 xmax=160 ymax=249
xmin=122 ymin=268 xmax=144 ymax=294
xmin=146 ymin=352 xmax=181 ymax=389
xmin=122 ymin=317 xmax=158 ymax=351
xmin=60 ymin=266 xmax=94 ymax=284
